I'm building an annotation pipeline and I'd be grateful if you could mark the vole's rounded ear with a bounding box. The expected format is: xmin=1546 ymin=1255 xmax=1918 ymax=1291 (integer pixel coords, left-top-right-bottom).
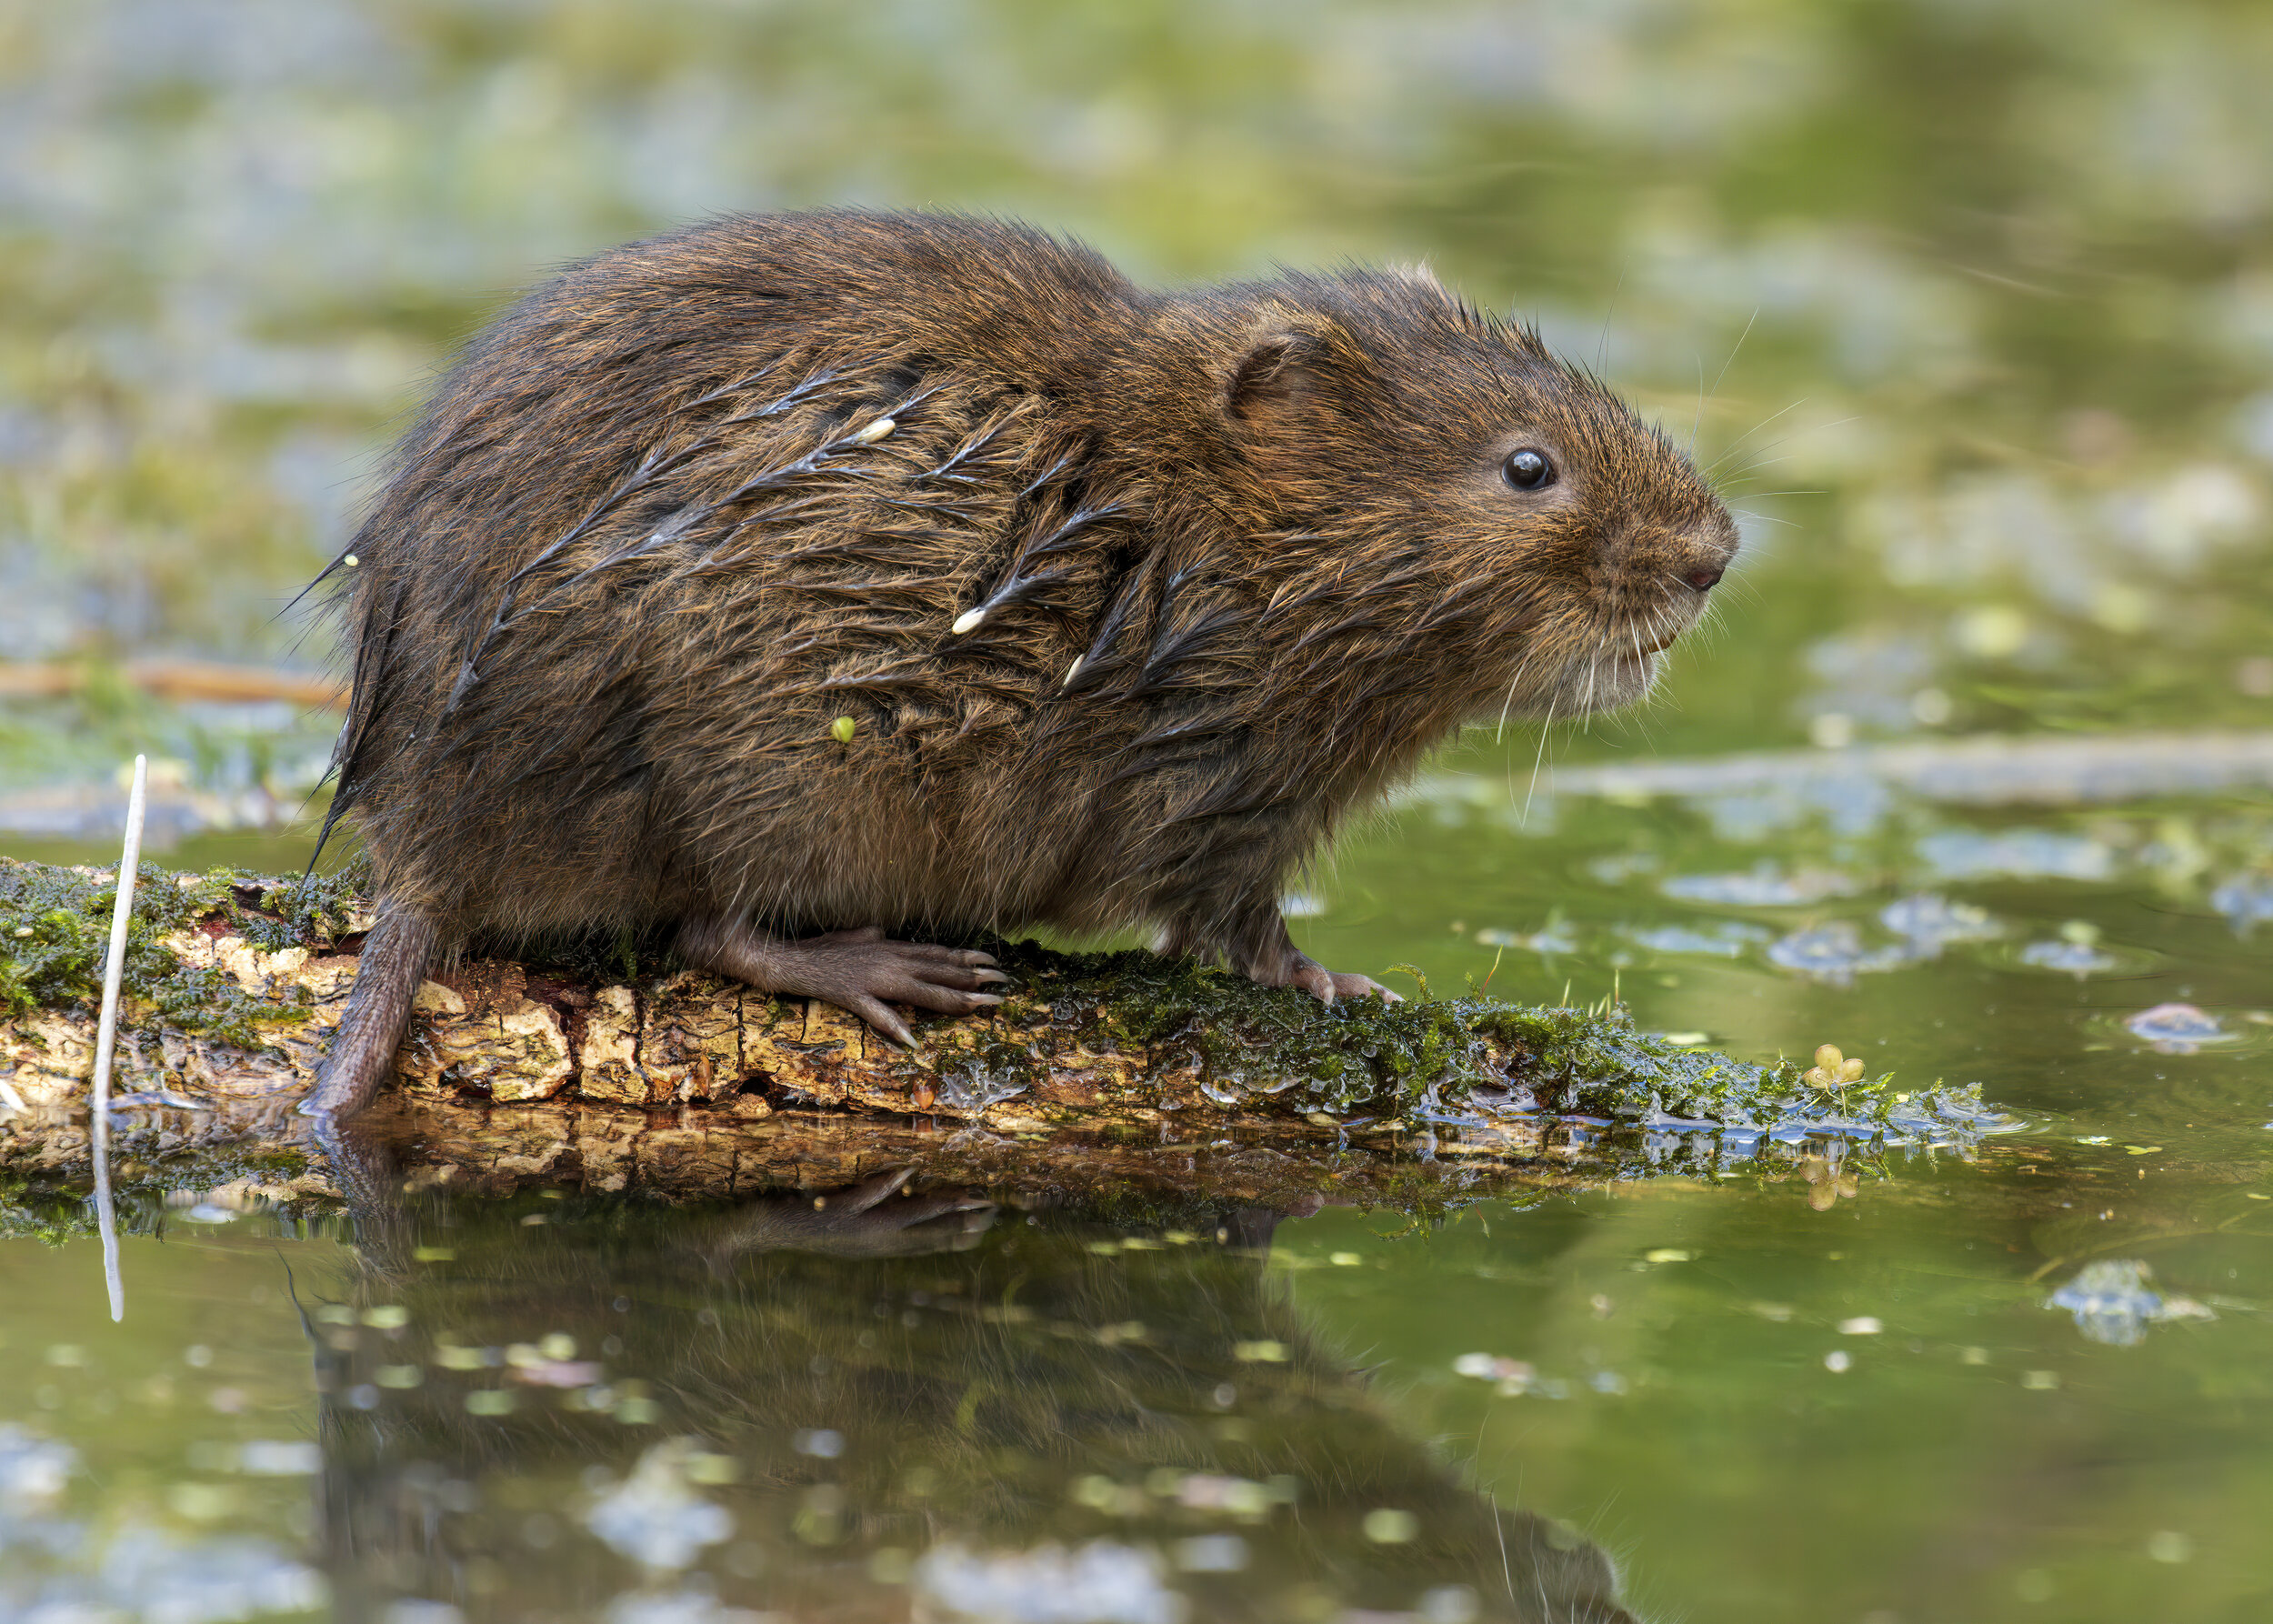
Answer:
xmin=1224 ymin=311 xmax=1373 ymax=424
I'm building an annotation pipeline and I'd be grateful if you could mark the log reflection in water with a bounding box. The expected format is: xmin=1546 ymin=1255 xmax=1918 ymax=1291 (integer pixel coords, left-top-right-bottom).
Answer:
xmin=300 ymin=1167 xmax=1642 ymax=1623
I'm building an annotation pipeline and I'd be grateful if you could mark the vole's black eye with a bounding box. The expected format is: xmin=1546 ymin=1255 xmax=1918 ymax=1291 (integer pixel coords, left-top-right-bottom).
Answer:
xmin=1503 ymin=448 xmax=1555 ymax=491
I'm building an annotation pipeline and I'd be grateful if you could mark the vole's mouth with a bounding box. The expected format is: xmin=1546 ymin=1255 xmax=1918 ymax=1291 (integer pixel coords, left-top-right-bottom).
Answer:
xmin=1517 ymin=617 xmax=1693 ymax=721
xmin=1613 ymin=627 xmax=1679 ymax=661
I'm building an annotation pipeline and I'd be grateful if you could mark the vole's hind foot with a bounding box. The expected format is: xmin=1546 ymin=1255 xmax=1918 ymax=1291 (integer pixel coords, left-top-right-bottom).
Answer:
xmin=1283 ymin=953 xmax=1402 ymax=1007
xmin=676 ymin=917 xmax=1008 ymax=1048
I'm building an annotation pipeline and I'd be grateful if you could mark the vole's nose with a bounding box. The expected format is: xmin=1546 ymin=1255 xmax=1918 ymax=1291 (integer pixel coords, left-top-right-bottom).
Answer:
xmin=1683 ymin=563 xmax=1726 ymax=592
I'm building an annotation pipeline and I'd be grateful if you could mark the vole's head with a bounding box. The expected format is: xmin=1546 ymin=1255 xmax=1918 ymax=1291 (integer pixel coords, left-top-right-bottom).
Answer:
xmin=1214 ymin=268 xmax=1737 ymax=723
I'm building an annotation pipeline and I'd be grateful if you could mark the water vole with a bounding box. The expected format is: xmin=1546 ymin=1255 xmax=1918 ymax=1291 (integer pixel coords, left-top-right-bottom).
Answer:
xmin=304 ymin=209 xmax=1735 ymax=1119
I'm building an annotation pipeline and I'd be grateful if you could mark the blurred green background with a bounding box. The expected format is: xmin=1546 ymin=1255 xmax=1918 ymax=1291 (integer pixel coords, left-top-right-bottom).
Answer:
xmin=7 ymin=7 xmax=2273 ymax=1621
xmin=4 ymin=0 xmax=2271 ymax=829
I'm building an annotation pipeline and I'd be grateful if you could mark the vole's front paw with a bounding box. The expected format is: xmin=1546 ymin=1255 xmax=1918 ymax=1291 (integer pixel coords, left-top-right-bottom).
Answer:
xmin=1281 ymin=953 xmax=1403 ymax=1007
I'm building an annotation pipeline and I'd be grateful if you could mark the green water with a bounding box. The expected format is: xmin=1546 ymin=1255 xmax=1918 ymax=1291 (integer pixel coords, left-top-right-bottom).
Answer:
xmin=5 ymin=1 xmax=2273 ymax=1619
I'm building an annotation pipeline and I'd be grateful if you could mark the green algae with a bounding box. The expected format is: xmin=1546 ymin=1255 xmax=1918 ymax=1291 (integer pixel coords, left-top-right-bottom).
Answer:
xmin=0 ymin=857 xmax=329 ymax=1052
xmin=929 ymin=937 xmax=1993 ymax=1140
xmin=232 ymin=862 xmax=370 ymax=952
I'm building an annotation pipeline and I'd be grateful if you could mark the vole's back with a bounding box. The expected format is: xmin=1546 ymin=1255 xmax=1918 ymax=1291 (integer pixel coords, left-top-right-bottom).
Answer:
xmin=330 ymin=213 xmax=1155 ymax=945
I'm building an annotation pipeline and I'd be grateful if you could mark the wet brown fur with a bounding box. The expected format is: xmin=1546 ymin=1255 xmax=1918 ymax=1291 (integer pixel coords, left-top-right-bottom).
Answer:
xmin=306 ymin=209 xmax=1734 ymax=1114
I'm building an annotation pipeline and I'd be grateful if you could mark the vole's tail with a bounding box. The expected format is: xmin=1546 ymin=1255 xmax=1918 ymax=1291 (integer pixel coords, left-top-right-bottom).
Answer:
xmin=299 ymin=903 xmax=436 ymax=1122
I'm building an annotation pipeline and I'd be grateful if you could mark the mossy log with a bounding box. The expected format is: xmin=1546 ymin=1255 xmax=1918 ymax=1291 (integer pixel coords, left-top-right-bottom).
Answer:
xmin=1 ymin=859 xmax=2000 ymax=1211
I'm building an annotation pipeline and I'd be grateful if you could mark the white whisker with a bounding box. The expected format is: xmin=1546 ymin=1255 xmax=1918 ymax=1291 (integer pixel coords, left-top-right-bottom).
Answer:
xmin=1522 ymin=695 xmax=1558 ymax=824
xmin=1714 ymin=413 xmax=1859 ymax=486
xmin=1707 ymin=397 xmax=1808 ymax=477
xmin=1692 ymin=307 xmax=1760 ymax=458
xmin=1596 ymin=259 xmax=1628 ymax=373
xmin=1707 ymin=307 xmax=1759 ymax=407
xmin=1717 ymin=454 xmax=1797 ymax=485
xmin=1494 ymin=651 xmax=1537 ymax=744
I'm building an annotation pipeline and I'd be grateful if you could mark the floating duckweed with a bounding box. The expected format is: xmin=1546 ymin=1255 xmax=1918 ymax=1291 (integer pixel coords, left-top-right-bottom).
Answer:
xmin=1362 ymin=1509 xmax=1418 ymax=1544
xmin=1803 ymin=1045 xmax=1867 ymax=1088
xmin=2124 ymin=1002 xmax=2227 ymax=1049
xmin=686 ymin=1451 xmax=741 ymax=1485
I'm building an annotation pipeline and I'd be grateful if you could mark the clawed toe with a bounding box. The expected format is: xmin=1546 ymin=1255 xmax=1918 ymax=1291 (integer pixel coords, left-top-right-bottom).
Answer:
xmin=679 ymin=916 xmax=1017 ymax=1048
xmin=816 ymin=938 xmax=1014 ymax=1045
xmin=848 ymin=997 xmax=919 ymax=1048
xmin=908 ymin=962 xmax=1008 ymax=995
xmin=839 ymin=1167 xmax=916 ymax=1211
xmin=1277 ymin=953 xmax=1398 ymax=1006
xmin=897 ymin=984 xmax=1003 ymax=1016
xmin=1329 ymin=971 xmax=1400 ymax=1002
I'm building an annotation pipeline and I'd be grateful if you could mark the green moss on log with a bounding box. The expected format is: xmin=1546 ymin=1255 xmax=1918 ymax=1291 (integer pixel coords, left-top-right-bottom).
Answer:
xmin=0 ymin=858 xmax=339 ymax=1051
xmin=936 ymin=937 xmax=1983 ymax=1136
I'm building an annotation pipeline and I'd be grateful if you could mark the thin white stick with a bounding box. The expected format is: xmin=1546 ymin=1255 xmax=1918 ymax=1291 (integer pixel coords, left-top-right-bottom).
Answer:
xmin=90 ymin=754 xmax=146 ymax=1323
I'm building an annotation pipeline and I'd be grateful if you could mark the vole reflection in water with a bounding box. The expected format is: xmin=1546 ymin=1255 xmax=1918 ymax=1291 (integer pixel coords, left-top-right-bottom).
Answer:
xmin=303 ymin=1171 xmax=1638 ymax=1623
